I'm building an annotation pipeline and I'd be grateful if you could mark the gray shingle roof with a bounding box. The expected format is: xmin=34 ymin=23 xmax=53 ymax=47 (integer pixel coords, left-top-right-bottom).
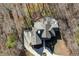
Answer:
xmin=31 ymin=17 xmax=59 ymax=45
xmin=24 ymin=17 xmax=59 ymax=45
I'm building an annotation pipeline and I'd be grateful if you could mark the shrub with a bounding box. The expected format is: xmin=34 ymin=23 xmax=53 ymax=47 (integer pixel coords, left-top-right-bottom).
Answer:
xmin=6 ymin=33 xmax=16 ymax=48
xmin=75 ymin=29 xmax=79 ymax=45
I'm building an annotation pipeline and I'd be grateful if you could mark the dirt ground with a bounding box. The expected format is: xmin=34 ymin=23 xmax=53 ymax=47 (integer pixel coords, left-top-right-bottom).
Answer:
xmin=54 ymin=40 xmax=70 ymax=56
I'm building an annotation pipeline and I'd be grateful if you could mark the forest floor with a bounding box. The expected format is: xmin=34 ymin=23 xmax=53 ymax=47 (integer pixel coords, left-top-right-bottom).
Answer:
xmin=0 ymin=3 xmax=79 ymax=56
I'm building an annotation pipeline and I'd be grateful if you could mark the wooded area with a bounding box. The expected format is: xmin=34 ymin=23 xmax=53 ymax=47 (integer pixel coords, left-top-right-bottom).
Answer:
xmin=0 ymin=3 xmax=79 ymax=56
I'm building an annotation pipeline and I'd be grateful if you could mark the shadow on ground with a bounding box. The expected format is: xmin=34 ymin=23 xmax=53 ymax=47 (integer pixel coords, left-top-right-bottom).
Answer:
xmin=45 ymin=28 xmax=61 ymax=53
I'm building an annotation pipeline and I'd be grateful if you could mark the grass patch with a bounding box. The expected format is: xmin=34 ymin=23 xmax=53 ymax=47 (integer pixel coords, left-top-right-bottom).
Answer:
xmin=6 ymin=33 xmax=16 ymax=48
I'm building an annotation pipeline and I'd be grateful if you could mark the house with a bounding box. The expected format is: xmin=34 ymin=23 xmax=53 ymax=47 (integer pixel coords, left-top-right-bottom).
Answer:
xmin=23 ymin=17 xmax=60 ymax=55
xmin=24 ymin=16 xmax=60 ymax=46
